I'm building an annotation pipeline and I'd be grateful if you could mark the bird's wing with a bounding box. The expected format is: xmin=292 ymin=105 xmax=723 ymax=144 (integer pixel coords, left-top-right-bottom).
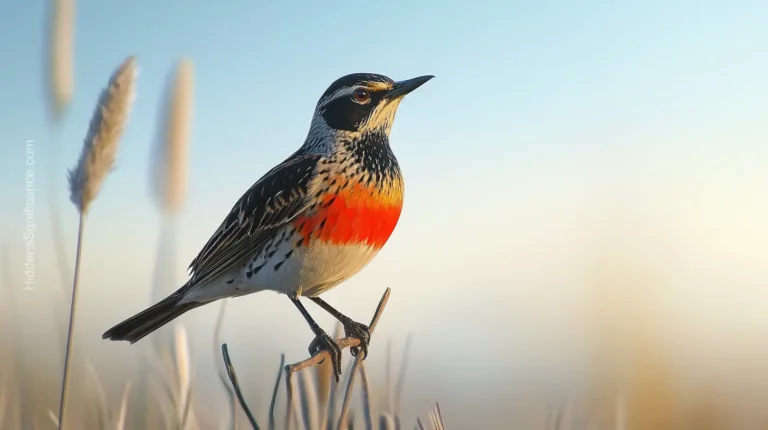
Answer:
xmin=185 ymin=153 xmax=322 ymax=289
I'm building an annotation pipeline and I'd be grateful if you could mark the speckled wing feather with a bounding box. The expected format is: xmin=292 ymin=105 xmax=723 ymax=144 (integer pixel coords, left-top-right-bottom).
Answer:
xmin=185 ymin=154 xmax=321 ymax=289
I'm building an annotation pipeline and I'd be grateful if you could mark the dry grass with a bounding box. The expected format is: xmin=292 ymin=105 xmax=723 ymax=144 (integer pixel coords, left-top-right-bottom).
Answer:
xmin=152 ymin=58 xmax=194 ymax=215
xmin=46 ymin=0 xmax=75 ymax=122
xmin=67 ymin=56 xmax=137 ymax=214
xmin=221 ymin=331 xmax=439 ymax=430
xmin=57 ymin=55 xmax=138 ymax=430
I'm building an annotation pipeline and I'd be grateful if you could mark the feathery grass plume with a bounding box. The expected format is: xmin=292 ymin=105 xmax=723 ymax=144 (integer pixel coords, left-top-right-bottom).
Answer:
xmin=58 ymin=55 xmax=137 ymax=430
xmin=152 ymin=58 xmax=194 ymax=214
xmin=148 ymin=58 xmax=194 ymax=351
xmin=46 ymin=0 xmax=75 ymax=121
xmin=143 ymin=59 xmax=193 ymax=424
xmin=68 ymin=56 xmax=137 ymax=213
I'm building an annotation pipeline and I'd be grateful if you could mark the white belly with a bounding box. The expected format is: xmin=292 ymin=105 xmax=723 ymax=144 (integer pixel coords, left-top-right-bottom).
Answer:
xmin=180 ymin=232 xmax=381 ymax=303
xmin=295 ymin=242 xmax=381 ymax=296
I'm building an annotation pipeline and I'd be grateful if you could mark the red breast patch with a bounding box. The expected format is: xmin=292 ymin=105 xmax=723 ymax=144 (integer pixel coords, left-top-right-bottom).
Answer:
xmin=294 ymin=184 xmax=403 ymax=249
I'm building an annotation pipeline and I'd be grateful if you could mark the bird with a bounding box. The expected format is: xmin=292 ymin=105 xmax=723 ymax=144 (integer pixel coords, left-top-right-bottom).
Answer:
xmin=103 ymin=72 xmax=434 ymax=381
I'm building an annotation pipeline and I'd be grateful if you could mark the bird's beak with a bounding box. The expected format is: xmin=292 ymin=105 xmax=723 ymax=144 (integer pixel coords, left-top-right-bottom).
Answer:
xmin=385 ymin=75 xmax=435 ymax=99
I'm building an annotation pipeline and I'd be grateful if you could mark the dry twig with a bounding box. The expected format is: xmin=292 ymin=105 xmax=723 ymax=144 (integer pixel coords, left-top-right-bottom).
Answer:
xmin=285 ymin=288 xmax=391 ymax=374
xmin=221 ymin=289 xmax=390 ymax=430
xmin=268 ymin=354 xmax=285 ymax=430
xmin=213 ymin=301 xmax=238 ymax=430
xmin=333 ymin=289 xmax=391 ymax=430
xmin=221 ymin=344 xmax=261 ymax=430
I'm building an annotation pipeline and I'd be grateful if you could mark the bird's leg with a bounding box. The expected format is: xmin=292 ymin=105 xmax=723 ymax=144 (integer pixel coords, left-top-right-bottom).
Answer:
xmin=289 ymin=294 xmax=342 ymax=382
xmin=308 ymin=297 xmax=371 ymax=360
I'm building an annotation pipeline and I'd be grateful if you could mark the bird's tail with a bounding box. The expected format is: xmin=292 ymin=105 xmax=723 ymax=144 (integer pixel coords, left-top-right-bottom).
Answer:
xmin=102 ymin=291 xmax=205 ymax=344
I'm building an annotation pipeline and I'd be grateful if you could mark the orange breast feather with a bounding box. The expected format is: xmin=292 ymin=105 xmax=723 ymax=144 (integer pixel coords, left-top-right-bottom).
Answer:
xmin=295 ymin=183 xmax=403 ymax=249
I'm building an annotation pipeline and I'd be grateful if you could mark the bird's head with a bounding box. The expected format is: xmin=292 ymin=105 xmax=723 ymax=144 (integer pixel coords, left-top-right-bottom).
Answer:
xmin=311 ymin=73 xmax=434 ymax=137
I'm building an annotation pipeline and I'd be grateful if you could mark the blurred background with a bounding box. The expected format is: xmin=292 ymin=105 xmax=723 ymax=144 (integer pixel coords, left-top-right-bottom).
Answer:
xmin=1 ymin=0 xmax=767 ymax=428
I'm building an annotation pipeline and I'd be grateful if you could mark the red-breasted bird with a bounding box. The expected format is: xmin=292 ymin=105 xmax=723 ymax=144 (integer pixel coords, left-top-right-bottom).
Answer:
xmin=103 ymin=73 xmax=434 ymax=380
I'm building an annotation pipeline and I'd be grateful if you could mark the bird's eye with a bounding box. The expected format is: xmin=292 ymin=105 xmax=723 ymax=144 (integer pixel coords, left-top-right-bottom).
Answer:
xmin=352 ymin=88 xmax=370 ymax=103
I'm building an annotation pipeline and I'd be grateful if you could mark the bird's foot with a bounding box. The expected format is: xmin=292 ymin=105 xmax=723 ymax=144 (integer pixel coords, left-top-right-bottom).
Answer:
xmin=308 ymin=331 xmax=342 ymax=382
xmin=344 ymin=321 xmax=371 ymax=360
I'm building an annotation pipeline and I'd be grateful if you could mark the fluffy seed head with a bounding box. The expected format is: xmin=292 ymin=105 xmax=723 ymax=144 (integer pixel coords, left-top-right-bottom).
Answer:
xmin=47 ymin=0 xmax=75 ymax=121
xmin=68 ymin=56 xmax=137 ymax=214
xmin=152 ymin=58 xmax=194 ymax=214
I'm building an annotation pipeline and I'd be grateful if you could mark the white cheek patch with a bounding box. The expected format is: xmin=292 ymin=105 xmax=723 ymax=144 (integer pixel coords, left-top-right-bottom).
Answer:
xmin=314 ymin=83 xmax=399 ymax=134
xmin=361 ymin=99 xmax=401 ymax=132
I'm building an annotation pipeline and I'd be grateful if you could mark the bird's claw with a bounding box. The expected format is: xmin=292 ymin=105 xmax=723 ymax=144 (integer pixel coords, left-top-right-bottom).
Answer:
xmin=309 ymin=332 xmax=342 ymax=382
xmin=344 ymin=321 xmax=370 ymax=360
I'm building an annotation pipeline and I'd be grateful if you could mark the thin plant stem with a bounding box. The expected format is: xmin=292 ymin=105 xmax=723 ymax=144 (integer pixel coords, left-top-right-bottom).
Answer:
xmin=299 ymin=371 xmax=319 ymax=430
xmin=336 ymin=289 xmax=391 ymax=430
xmin=385 ymin=338 xmax=392 ymax=412
xmin=57 ymin=212 xmax=86 ymax=430
xmin=221 ymin=344 xmax=261 ymax=430
xmin=268 ymin=354 xmax=285 ymax=430
xmin=359 ymin=362 xmax=373 ymax=430
xmin=394 ymin=333 xmax=413 ymax=416
xmin=324 ymin=358 xmax=341 ymax=430
xmin=285 ymin=371 xmax=295 ymax=430
xmin=214 ymin=300 xmax=238 ymax=430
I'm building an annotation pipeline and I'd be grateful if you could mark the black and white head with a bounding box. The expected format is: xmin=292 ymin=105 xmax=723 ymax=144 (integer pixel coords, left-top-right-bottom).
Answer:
xmin=310 ymin=73 xmax=434 ymax=138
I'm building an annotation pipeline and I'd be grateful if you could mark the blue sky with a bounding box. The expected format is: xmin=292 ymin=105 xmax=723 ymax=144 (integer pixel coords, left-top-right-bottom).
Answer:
xmin=2 ymin=0 xmax=768 ymax=424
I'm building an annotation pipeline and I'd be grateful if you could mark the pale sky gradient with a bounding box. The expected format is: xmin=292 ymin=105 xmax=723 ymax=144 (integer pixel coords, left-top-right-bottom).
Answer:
xmin=1 ymin=0 xmax=768 ymax=426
